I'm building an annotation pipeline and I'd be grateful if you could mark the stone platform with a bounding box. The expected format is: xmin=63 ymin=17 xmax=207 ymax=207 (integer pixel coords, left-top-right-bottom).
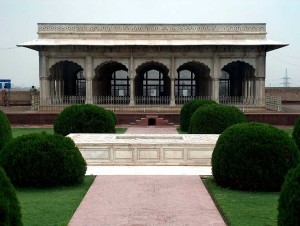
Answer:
xmin=68 ymin=133 xmax=219 ymax=166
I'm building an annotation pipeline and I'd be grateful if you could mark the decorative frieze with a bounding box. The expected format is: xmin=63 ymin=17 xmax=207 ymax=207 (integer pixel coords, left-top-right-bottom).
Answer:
xmin=38 ymin=23 xmax=266 ymax=34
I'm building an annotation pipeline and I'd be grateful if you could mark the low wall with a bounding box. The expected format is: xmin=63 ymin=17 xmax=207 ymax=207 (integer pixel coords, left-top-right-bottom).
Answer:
xmin=6 ymin=113 xmax=58 ymax=125
xmin=5 ymin=112 xmax=300 ymax=126
xmin=6 ymin=90 xmax=39 ymax=106
xmin=68 ymin=133 xmax=219 ymax=166
xmin=266 ymin=87 xmax=300 ymax=103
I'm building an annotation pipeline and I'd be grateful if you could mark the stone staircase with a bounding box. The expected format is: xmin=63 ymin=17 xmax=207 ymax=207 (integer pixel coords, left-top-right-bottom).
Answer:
xmin=131 ymin=115 xmax=175 ymax=126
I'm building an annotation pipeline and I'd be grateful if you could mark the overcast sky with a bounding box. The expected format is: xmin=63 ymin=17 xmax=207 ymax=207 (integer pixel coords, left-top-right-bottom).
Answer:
xmin=0 ymin=0 xmax=300 ymax=87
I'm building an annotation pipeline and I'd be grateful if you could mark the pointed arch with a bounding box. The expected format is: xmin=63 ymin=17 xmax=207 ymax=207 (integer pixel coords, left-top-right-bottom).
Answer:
xmin=176 ymin=61 xmax=211 ymax=97
xmin=135 ymin=61 xmax=170 ymax=102
xmin=49 ymin=60 xmax=85 ymax=97
xmin=93 ymin=61 xmax=129 ymax=97
xmin=220 ymin=60 xmax=255 ymax=98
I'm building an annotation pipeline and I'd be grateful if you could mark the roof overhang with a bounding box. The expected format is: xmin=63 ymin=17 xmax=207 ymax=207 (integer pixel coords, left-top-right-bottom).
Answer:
xmin=18 ymin=38 xmax=287 ymax=52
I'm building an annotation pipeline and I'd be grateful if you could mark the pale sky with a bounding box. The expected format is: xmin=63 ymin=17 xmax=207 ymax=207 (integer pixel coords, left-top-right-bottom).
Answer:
xmin=0 ymin=0 xmax=300 ymax=88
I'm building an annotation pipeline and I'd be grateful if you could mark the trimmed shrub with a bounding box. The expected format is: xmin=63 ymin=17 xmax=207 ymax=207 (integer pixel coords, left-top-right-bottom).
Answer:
xmin=0 ymin=110 xmax=12 ymax=150
xmin=107 ymin=109 xmax=117 ymax=126
xmin=0 ymin=133 xmax=86 ymax=188
xmin=278 ymin=162 xmax=300 ymax=226
xmin=180 ymin=99 xmax=217 ymax=132
xmin=54 ymin=104 xmax=115 ymax=136
xmin=0 ymin=167 xmax=22 ymax=226
xmin=212 ymin=122 xmax=300 ymax=191
xmin=292 ymin=116 xmax=300 ymax=150
xmin=189 ymin=104 xmax=247 ymax=134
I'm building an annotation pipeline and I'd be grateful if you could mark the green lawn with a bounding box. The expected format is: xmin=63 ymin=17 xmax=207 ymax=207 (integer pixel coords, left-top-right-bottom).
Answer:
xmin=16 ymin=176 xmax=95 ymax=226
xmin=203 ymin=178 xmax=279 ymax=226
xmin=12 ymin=127 xmax=127 ymax=138
xmin=12 ymin=128 xmax=54 ymax=138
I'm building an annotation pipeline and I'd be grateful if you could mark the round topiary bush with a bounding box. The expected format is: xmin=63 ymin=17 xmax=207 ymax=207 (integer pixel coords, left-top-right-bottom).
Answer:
xmin=0 ymin=110 xmax=12 ymax=150
xmin=0 ymin=167 xmax=22 ymax=226
xmin=180 ymin=99 xmax=217 ymax=132
xmin=189 ymin=104 xmax=247 ymax=134
xmin=292 ymin=116 xmax=300 ymax=150
xmin=0 ymin=133 xmax=86 ymax=188
xmin=278 ymin=162 xmax=300 ymax=226
xmin=212 ymin=122 xmax=300 ymax=191
xmin=54 ymin=104 xmax=115 ymax=136
xmin=107 ymin=109 xmax=117 ymax=126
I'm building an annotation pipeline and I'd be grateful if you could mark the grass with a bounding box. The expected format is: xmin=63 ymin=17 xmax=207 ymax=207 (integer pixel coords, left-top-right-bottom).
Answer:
xmin=203 ymin=178 xmax=279 ymax=226
xmin=116 ymin=127 xmax=127 ymax=134
xmin=11 ymin=127 xmax=127 ymax=138
xmin=12 ymin=128 xmax=54 ymax=138
xmin=16 ymin=176 xmax=95 ymax=226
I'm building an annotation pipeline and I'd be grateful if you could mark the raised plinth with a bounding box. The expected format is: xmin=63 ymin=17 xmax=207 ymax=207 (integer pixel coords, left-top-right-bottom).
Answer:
xmin=68 ymin=134 xmax=219 ymax=166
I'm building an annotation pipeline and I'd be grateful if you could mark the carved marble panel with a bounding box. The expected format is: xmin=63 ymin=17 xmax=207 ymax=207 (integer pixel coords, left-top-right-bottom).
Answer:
xmin=38 ymin=24 xmax=266 ymax=34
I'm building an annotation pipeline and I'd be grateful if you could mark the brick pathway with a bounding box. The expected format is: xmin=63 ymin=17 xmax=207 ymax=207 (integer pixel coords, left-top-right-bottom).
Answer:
xmin=69 ymin=126 xmax=226 ymax=226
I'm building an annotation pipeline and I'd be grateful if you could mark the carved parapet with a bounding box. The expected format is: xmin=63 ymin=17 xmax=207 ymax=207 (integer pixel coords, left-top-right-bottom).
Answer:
xmin=37 ymin=23 xmax=267 ymax=40
xmin=38 ymin=23 xmax=266 ymax=33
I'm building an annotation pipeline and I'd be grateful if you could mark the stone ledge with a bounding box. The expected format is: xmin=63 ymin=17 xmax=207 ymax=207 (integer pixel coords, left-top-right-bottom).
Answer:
xmin=68 ymin=133 xmax=219 ymax=166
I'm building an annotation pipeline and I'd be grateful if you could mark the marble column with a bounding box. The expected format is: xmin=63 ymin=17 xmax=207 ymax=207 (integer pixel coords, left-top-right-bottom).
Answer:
xmin=39 ymin=53 xmax=50 ymax=103
xmin=212 ymin=78 xmax=219 ymax=102
xmin=50 ymin=79 xmax=55 ymax=97
xmin=170 ymin=56 xmax=176 ymax=106
xmin=85 ymin=56 xmax=93 ymax=104
xmin=212 ymin=56 xmax=220 ymax=102
xmin=258 ymin=77 xmax=265 ymax=105
xmin=129 ymin=56 xmax=135 ymax=106
xmin=57 ymin=80 xmax=61 ymax=98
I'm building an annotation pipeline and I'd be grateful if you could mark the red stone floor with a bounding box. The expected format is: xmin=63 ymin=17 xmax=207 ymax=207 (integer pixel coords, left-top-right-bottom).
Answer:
xmin=68 ymin=176 xmax=226 ymax=226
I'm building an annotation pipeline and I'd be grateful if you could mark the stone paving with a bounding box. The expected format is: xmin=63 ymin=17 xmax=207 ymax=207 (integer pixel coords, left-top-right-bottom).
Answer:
xmin=69 ymin=176 xmax=226 ymax=226
xmin=69 ymin=126 xmax=226 ymax=226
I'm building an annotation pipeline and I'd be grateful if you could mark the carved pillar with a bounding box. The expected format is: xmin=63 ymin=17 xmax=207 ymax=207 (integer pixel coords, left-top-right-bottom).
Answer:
xmin=257 ymin=55 xmax=266 ymax=106
xmin=57 ymin=80 xmax=61 ymax=98
xmin=39 ymin=53 xmax=50 ymax=102
xmin=129 ymin=56 xmax=135 ymax=106
xmin=85 ymin=56 xmax=93 ymax=104
xmin=212 ymin=56 xmax=220 ymax=102
xmin=258 ymin=77 xmax=265 ymax=105
xmin=50 ymin=79 xmax=55 ymax=97
xmin=247 ymin=79 xmax=251 ymax=97
xmin=242 ymin=79 xmax=246 ymax=97
xmin=212 ymin=78 xmax=219 ymax=102
xmin=170 ymin=56 xmax=176 ymax=106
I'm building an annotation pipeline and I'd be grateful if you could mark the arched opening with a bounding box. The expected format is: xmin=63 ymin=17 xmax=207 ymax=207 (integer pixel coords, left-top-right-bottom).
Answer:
xmin=220 ymin=61 xmax=255 ymax=100
xmin=49 ymin=61 xmax=85 ymax=97
xmin=176 ymin=61 xmax=211 ymax=103
xmin=94 ymin=62 xmax=129 ymax=102
xmin=135 ymin=61 xmax=170 ymax=104
xmin=219 ymin=70 xmax=230 ymax=97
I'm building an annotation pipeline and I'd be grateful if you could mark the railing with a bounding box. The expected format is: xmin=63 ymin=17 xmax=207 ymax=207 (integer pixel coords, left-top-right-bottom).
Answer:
xmin=265 ymin=96 xmax=281 ymax=111
xmin=36 ymin=95 xmax=282 ymax=112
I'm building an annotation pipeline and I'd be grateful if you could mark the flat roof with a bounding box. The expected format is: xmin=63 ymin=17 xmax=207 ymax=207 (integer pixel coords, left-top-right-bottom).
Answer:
xmin=18 ymin=23 xmax=288 ymax=51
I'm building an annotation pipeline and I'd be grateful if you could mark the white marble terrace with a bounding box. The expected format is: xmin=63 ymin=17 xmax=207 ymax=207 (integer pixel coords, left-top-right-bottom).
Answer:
xmin=68 ymin=133 xmax=219 ymax=166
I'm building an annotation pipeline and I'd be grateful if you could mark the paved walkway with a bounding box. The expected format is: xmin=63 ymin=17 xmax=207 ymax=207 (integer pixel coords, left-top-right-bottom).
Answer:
xmin=69 ymin=126 xmax=226 ymax=226
xmin=69 ymin=176 xmax=226 ymax=226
